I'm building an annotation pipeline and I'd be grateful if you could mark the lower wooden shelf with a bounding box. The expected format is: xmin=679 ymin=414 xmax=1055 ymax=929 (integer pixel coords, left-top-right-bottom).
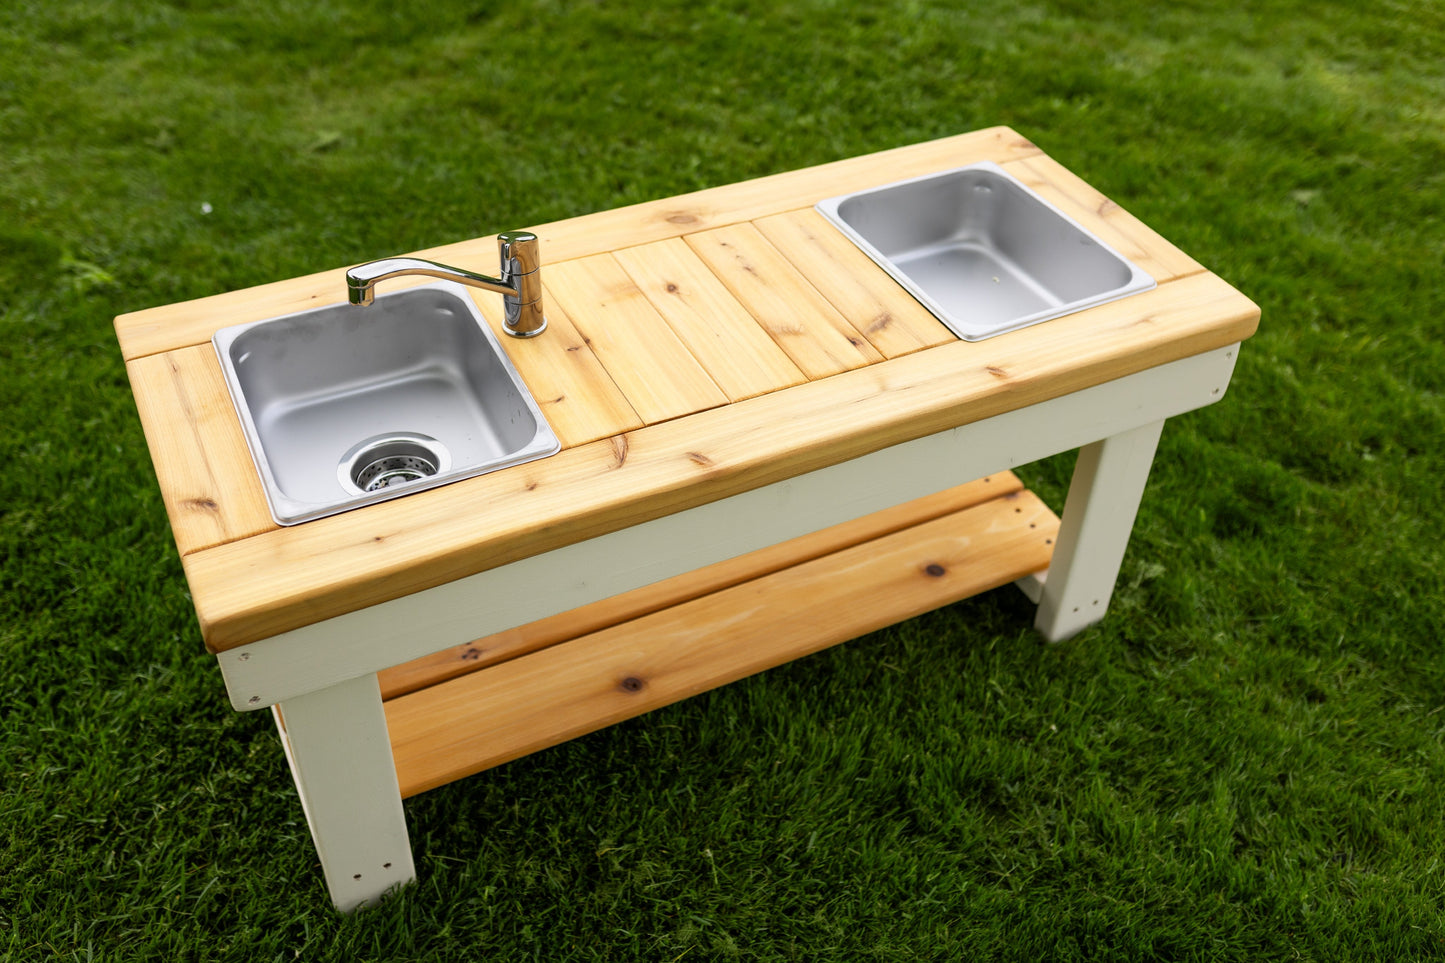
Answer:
xmin=382 ymin=475 xmax=1059 ymax=799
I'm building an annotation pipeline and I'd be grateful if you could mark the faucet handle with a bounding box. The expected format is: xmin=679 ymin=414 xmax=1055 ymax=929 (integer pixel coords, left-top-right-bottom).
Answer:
xmin=497 ymin=231 xmax=546 ymax=338
xmin=498 ymin=231 xmax=540 ymax=276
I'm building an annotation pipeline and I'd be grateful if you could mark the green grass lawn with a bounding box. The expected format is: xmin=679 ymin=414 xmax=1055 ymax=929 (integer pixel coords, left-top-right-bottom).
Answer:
xmin=4 ymin=0 xmax=1443 ymax=959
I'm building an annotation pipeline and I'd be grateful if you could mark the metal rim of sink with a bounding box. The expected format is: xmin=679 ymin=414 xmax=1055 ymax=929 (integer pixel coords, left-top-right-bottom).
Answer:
xmin=813 ymin=160 xmax=1156 ymax=341
xmin=337 ymin=433 xmax=453 ymax=497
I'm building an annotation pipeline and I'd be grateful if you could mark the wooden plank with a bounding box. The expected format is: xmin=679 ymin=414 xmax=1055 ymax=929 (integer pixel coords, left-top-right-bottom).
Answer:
xmin=545 ymin=253 xmax=730 ymax=424
xmin=114 ymin=128 xmax=1042 ymax=361
xmin=125 ymin=346 xmax=274 ymax=554
xmin=613 ymin=238 xmax=806 ymax=402
xmin=385 ymin=488 xmax=1060 ymax=797
xmin=376 ymin=472 xmax=1025 ymax=700
xmin=754 ymin=208 xmax=955 ymax=358
xmin=471 ymin=286 xmax=643 ymax=449
xmin=685 ymin=223 xmax=884 ymax=379
xmin=183 ymin=270 xmax=1258 ymax=651
xmin=1000 ymin=154 xmax=1205 ymax=283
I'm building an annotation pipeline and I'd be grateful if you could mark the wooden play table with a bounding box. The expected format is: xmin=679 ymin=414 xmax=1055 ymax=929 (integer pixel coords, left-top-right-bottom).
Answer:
xmin=115 ymin=126 xmax=1258 ymax=909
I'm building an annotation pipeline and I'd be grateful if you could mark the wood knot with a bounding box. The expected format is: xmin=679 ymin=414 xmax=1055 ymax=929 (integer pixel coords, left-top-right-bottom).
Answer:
xmin=609 ymin=434 xmax=630 ymax=469
xmin=924 ymin=563 xmax=947 ymax=577
xmin=665 ymin=282 xmax=679 ymax=294
xmin=185 ymin=497 xmax=219 ymax=514
xmin=986 ymin=365 xmax=1008 ymax=379
xmin=619 ymin=676 xmax=646 ymax=693
xmin=867 ymin=313 xmax=893 ymax=334
xmin=460 ymin=647 xmax=484 ymax=662
xmin=666 ymin=212 xmax=698 ymax=225
xmin=687 ymin=451 xmax=715 ymax=468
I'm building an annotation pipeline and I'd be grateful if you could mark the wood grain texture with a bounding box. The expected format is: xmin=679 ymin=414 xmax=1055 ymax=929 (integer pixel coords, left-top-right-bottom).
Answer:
xmin=472 ymin=287 xmax=643 ymax=449
xmin=613 ymin=238 xmax=807 ymax=402
xmin=125 ymin=346 xmax=274 ymax=553
xmin=545 ymin=253 xmax=730 ymax=424
xmin=754 ymin=208 xmax=954 ymax=358
xmin=385 ymin=487 xmax=1059 ymax=797
xmin=182 ymin=271 xmax=1257 ymax=651
xmin=115 ymin=128 xmax=1040 ymax=361
xmin=376 ymin=472 xmax=1024 ymax=699
xmin=685 ymin=223 xmax=884 ymax=378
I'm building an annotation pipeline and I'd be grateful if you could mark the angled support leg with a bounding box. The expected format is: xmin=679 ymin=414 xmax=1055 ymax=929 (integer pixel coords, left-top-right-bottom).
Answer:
xmin=273 ymin=673 xmax=415 ymax=911
xmin=1034 ymin=419 xmax=1165 ymax=642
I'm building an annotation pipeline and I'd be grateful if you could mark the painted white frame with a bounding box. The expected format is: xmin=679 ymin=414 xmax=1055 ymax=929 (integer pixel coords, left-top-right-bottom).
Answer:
xmin=240 ymin=343 xmax=1238 ymax=909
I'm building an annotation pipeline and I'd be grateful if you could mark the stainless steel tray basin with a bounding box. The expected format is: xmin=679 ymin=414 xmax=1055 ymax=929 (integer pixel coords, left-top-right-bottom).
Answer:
xmin=213 ymin=281 xmax=559 ymax=525
xmin=816 ymin=162 xmax=1155 ymax=341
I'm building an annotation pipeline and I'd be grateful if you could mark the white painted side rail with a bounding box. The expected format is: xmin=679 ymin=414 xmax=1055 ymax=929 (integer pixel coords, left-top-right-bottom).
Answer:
xmin=216 ymin=344 xmax=1239 ymax=710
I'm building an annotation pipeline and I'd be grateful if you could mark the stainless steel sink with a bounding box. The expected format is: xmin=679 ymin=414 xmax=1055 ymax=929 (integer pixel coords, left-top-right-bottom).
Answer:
xmin=816 ymin=161 xmax=1155 ymax=341
xmin=213 ymin=281 xmax=560 ymax=525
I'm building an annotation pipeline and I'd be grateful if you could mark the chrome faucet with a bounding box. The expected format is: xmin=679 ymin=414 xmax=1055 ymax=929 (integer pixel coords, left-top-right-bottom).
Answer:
xmin=345 ymin=231 xmax=546 ymax=338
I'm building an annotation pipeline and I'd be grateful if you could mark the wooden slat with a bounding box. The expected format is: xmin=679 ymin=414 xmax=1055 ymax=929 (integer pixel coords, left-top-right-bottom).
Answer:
xmin=115 ymin=128 xmax=1042 ymax=361
xmin=545 ymin=254 xmax=729 ymax=424
xmin=183 ymin=270 xmax=1258 ymax=651
xmin=686 ymin=223 xmax=884 ymax=379
xmin=385 ymin=487 xmax=1059 ymax=797
xmin=125 ymin=346 xmax=274 ymax=553
xmin=754 ymin=208 xmax=955 ymax=358
xmin=613 ymin=238 xmax=807 ymax=402
xmin=472 ymin=287 xmax=643 ymax=449
xmin=376 ymin=472 xmax=1024 ymax=700
xmin=1000 ymin=154 xmax=1205 ymax=283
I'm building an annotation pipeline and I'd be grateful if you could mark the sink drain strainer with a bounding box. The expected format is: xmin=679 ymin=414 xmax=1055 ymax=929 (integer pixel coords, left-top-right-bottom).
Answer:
xmin=338 ymin=434 xmax=452 ymax=496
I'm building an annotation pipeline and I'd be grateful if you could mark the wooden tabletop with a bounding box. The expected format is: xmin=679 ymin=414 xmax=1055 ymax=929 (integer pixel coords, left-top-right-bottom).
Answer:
xmin=115 ymin=126 xmax=1259 ymax=652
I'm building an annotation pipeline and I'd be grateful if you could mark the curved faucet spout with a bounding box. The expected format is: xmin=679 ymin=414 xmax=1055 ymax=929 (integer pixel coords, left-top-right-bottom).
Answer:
xmin=345 ymin=231 xmax=546 ymax=338
xmin=346 ymin=257 xmax=515 ymax=306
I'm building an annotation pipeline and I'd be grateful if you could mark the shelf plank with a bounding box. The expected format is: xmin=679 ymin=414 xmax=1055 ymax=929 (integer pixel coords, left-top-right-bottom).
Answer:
xmin=376 ymin=472 xmax=1025 ymax=700
xmin=385 ymin=486 xmax=1059 ymax=798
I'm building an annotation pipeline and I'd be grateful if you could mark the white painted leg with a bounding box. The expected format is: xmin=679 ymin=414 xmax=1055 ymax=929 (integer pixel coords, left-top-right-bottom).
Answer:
xmin=273 ymin=673 xmax=415 ymax=911
xmin=1034 ymin=419 xmax=1165 ymax=642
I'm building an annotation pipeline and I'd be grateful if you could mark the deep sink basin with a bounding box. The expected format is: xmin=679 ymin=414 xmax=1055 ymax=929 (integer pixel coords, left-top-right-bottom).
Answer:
xmin=213 ymin=281 xmax=559 ymax=525
xmin=816 ymin=161 xmax=1155 ymax=341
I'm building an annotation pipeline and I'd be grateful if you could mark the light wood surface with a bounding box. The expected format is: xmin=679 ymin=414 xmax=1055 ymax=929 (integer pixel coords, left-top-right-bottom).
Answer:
xmin=753 ymin=208 xmax=955 ymax=358
xmin=124 ymin=345 xmax=273 ymax=548
xmin=544 ymin=253 xmax=730 ymax=424
xmin=473 ymin=291 xmax=643 ymax=449
xmin=385 ymin=485 xmax=1059 ymax=797
xmin=376 ymin=472 xmax=1023 ymax=699
xmin=613 ymin=238 xmax=807 ymax=402
xmin=685 ymin=222 xmax=884 ymax=378
xmin=114 ymin=126 xmax=1260 ymax=652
